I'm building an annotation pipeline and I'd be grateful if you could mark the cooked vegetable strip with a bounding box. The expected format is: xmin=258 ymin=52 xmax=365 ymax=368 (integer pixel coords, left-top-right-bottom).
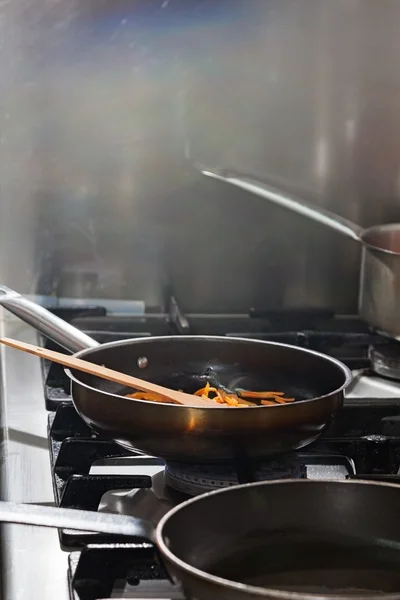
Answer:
xmin=126 ymin=385 xmax=295 ymax=407
xmin=239 ymin=391 xmax=285 ymax=398
xmin=271 ymin=396 xmax=295 ymax=404
xmin=194 ymin=383 xmax=218 ymax=398
xmin=238 ymin=389 xmax=295 ymax=404
xmin=217 ymin=389 xmax=250 ymax=407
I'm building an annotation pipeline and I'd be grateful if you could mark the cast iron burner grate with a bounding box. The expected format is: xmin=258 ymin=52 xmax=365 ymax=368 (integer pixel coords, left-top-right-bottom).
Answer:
xmin=46 ymin=398 xmax=400 ymax=600
xmin=48 ymin=400 xmax=400 ymax=548
xmin=68 ymin=545 xmax=183 ymax=600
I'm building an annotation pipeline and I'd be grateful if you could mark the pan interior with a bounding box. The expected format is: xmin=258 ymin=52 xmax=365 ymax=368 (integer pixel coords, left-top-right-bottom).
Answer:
xmin=71 ymin=337 xmax=348 ymax=403
xmin=161 ymin=481 xmax=400 ymax=596
xmin=205 ymin=531 xmax=400 ymax=594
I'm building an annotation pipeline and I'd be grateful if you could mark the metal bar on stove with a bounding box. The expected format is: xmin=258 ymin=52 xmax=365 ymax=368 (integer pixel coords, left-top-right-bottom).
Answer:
xmin=167 ymin=295 xmax=190 ymax=333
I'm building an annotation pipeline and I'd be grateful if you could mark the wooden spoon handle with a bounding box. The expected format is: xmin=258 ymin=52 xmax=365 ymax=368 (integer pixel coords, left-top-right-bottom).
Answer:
xmin=0 ymin=337 xmax=218 ymax=408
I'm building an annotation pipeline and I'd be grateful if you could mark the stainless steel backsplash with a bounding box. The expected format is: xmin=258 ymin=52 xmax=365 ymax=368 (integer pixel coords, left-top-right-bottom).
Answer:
xmin=1 ymin=0 xmax=400 ymax=313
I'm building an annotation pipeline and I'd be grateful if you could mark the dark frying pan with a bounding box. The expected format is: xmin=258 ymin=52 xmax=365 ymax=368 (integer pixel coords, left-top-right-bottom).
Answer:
xmin=0 ymin=286 xmax=352 ymax=462
xmin=2 ymin=479 xmax=400 ymax=599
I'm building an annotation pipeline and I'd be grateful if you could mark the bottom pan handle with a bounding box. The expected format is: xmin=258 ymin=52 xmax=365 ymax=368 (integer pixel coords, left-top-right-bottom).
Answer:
xmin=0 ymin=501 xmax=155 ymax=541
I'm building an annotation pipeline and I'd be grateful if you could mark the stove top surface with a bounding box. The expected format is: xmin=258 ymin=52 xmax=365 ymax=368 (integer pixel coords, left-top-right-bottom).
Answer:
xmin=4 ymin=304 xmax=400 ymax=600
xmin=51 ymin=396 xmax=400 ymax=599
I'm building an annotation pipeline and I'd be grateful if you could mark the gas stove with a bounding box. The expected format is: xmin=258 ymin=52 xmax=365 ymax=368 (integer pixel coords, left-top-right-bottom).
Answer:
xmin=41 ymin=304 xmax=400 ymax=407
xmin=4 ymin=304 xmax=400 ymax=600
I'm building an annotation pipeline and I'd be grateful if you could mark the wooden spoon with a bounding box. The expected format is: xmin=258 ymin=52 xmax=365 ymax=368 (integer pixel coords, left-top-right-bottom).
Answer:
xmin=0 ymin=337 xmax=219 ymax=408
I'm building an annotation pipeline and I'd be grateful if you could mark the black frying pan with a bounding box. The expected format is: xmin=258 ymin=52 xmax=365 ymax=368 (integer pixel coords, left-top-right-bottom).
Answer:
xmin=0 ymin=286 xmax=352 ymax=462
xmin=2 ymin=479 xmax=400 ymax=599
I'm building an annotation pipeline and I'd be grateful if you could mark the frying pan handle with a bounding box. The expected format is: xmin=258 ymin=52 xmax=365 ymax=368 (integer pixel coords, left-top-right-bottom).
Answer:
xmin=0 ymin=286 xmax=99 ymax=353
xmin=200 ymin=166 xmax=363 ymax=242
xmin=0 ymin=500 xmax=154 ymax=540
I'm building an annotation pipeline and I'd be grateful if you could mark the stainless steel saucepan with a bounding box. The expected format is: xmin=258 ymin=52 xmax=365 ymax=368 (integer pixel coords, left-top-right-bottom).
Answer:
xmin=201 ymin=167 xmax=400 ymax=340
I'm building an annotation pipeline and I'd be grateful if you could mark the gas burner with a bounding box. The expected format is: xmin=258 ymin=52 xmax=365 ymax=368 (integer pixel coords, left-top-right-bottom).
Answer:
xmin=165 ymin=457 xmax=304 ymax=496
xmin=164 ymin=454 xmax=357 ymax=496
xmin=369 ymin=342 xmax=400 ymax=380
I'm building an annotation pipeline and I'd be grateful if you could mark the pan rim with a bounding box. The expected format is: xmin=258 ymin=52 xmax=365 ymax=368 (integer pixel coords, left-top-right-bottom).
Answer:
xmin=361 ymin=223 xmax=400 ymax=256
xmin=156 ymin=477 xmax=400 ymax=600
xmin=65 ymin=335 xmax=352 ymax=410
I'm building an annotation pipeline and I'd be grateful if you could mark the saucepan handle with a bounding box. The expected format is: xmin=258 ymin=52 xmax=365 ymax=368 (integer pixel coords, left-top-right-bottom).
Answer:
xmin=0 ymin=286 xmax=99 ymax=353
xmin=0 ymin=500 xmax=154 ymax=540
xmin=200 ymin=166 xmax=363 ymax=242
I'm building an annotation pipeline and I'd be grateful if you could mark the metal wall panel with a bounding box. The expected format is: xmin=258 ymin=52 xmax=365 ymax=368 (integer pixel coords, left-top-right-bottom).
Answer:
xmin=0 ymin=0 xmax=399 ymax=313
